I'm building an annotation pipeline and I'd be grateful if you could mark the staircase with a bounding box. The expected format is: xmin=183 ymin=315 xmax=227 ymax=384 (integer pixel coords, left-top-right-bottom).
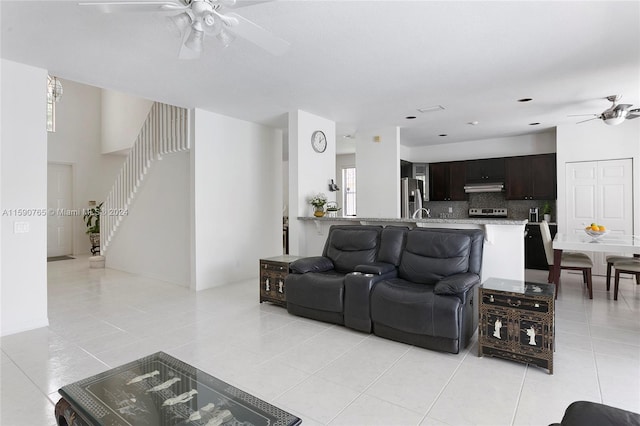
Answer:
xmin=100 ymin=102 xmax=190 ymax=254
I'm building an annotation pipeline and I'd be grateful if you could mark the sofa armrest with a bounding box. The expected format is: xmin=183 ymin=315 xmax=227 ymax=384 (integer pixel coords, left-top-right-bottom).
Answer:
xmin=354 ymin=262 xmax=396 ymax=275
xmin=344 ymin=270 xmax=397 ymax=332
xmin=290 ymin=256 xmax=334 ymax=274
xmin=434 ymin=273 xmax=480 ymax=296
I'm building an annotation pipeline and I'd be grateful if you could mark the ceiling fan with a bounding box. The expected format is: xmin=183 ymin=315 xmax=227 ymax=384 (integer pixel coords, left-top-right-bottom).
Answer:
xmin=79 ymin=0 xmax=290 ymax=59
xmin=571 ymin=95 xmax=640 ymax=126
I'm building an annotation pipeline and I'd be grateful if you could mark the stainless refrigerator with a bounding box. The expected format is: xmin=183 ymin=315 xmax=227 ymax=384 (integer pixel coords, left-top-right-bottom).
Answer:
xmin=401 ymin=178 xmax=424 ymax=218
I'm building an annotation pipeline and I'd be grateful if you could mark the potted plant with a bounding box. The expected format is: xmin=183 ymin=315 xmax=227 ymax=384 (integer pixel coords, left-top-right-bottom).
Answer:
xmin=308 ymin=193 xmax=328 ymax=217
xmin=83 ymin=202 xmax=103 ymax=253
xmin=325 ymin=201 xmax=341 ymax=217
xmin=542 ymin=201 xmax=552 ymax=222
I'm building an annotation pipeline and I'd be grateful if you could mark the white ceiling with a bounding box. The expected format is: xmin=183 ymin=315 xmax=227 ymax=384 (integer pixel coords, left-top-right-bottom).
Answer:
xmin=2 ymin=1 xmax=639 ymax=154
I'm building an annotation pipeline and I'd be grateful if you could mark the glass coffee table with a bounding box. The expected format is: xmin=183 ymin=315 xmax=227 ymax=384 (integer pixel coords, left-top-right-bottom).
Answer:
xmin=55 ymin=352 xmax=302 ymax=426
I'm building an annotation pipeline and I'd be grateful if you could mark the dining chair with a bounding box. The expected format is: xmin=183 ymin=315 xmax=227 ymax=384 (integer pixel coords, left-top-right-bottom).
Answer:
xmin=540 ymin=221 xmax=594 ymax=298
xmin=612 ymin=259 xmax=640 ymax=301
xmin=606 ymin=255 xmax=638 ymax=292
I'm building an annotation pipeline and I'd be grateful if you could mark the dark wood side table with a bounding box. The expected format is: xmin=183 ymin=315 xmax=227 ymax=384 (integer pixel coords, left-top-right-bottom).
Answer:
xmin=259 ymin=255 xmax=303 ymax=307
xmin=478 ymin=278 xmax=555 ymax=374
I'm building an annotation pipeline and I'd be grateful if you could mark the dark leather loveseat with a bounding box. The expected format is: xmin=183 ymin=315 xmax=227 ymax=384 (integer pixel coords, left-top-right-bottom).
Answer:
xmin=549 ymin=401 xmax=640 ymax=426
xmin=285 ymin=225 xmax=484 ymax=354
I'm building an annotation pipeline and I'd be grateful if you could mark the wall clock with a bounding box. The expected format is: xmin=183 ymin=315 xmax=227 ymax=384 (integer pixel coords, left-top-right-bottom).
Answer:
xmin=311 ymin=130 xmax=327 ymax=153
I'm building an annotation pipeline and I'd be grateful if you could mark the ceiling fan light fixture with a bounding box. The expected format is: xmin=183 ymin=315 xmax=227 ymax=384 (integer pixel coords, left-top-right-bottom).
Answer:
xmin=184 ymin=27 xmax=205 ymax=52
xmin=217 ymin=29 xmax=236 ymax=48
xmin=603 ymin=116 xmax=626 ymax=126
xmin=602 ymin=107 xmax=628 ymax=125
xmin=167 ymin=12 xmax=192 ymax=37
xmin=203 ymin=12 xmax=222 ymax=35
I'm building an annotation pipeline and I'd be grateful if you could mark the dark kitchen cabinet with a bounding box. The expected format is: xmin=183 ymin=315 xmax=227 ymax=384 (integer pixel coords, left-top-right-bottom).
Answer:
xmin=506 ymin=154 xmax=556 ymax=200
xmin=429 ymin=161 xmax=467 ymax=201
xmin=401 ymin=160 xmax=413 ymax=178
xmin=525 ymin=223 xmax=557 ymax=270
xmin=466 ymin=158 xmax=505 ymax=183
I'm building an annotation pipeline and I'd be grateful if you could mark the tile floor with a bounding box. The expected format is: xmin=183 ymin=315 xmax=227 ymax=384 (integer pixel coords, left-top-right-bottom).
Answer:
xmin=1 ymin=256 xmax=639 ymax=426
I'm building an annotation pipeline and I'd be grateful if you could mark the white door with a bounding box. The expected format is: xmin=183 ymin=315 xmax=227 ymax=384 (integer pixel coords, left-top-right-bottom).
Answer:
xmin=47 ymin=163 xmax=73 ymax=257
xmin=565 ymin=159 xmax=633 ymax=275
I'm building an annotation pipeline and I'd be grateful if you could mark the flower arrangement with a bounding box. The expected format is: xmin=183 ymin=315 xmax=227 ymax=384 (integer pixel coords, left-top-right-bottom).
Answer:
xmin=308 ymin=193 xmax=328 ymax=208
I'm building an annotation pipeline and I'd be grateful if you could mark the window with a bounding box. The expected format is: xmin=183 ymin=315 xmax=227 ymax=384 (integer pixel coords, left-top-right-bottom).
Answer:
xmin=46 ymin=86 xmax=55 ymax=132
xmin=47 ymin=76 xmax=63 ymax=132
xmin=342 ymin=167 xmax=356 ymax=216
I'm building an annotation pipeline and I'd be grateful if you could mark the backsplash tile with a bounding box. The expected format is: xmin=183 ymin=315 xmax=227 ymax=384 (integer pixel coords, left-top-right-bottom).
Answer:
xmin=425 ymin=194 xmax=555 ymax=220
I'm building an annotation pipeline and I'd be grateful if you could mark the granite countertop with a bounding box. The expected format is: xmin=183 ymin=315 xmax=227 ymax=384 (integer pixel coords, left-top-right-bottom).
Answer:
xmin=297 ymin=216 xmax=527 ymax=225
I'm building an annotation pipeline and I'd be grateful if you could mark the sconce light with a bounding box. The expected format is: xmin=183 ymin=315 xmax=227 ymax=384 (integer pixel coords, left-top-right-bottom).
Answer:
xmin=328 ymin=179 xmax=340 ymax=192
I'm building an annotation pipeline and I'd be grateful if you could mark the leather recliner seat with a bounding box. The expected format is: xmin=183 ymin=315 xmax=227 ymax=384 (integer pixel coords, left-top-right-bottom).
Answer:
xmin=370 ymin=228 xmax=484 ymax=354
xmin=285 ymin=225 xmax=383 ymax=324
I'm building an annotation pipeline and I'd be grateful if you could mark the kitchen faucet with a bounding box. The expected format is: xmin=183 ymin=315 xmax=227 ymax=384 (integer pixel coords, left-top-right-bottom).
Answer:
xmin=412 ymin=208 xmax=431 ymax=219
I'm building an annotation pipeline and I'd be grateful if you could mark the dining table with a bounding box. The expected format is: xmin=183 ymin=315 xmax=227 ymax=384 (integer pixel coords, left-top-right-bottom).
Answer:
xmin=552 ymin=232 xmax=640 ymax=296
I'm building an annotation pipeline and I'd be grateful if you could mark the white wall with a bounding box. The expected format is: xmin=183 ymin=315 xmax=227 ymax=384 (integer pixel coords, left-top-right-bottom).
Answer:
xmin=101 ymin=90 xmax=153 ymax=154
xmin=192 ymin=109 xmax=283 ymax=290
xmin=0 ymin=60 xmax=48 ymax=336
xmin=287 ymin=110 xmax=336 ymax=255
xmin=404 ymin=131 xmax=556 ymax=163
xmin=48 ymin=79 xmax=123 ymax=254
xmin=106 ymin=152 xmax=191 ymax=286
xmin=356 ymin=127 xmax=401 ymax=218
xmin=556 ymin=120 xmax=640 ymax=233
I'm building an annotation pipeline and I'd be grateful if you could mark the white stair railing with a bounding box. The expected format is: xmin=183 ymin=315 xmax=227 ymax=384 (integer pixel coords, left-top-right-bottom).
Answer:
xmin=100 ymin=103 xmax=190 ymax=254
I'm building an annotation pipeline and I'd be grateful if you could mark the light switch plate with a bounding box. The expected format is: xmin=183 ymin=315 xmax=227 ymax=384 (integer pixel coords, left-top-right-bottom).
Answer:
xmin=14 ymin=221 xmax=30 ymax=233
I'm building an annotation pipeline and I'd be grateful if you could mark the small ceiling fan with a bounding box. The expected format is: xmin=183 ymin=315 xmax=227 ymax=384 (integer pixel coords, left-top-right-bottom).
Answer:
xmin=79 ymin=0 xmax=290 ymax=59
xmin=571 ymin=95 xmax=640 ymax=126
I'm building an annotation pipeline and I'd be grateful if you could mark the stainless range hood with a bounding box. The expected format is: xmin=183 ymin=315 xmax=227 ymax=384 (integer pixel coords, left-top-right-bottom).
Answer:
xmin=463 ymin=183 xmax=504 ymax=193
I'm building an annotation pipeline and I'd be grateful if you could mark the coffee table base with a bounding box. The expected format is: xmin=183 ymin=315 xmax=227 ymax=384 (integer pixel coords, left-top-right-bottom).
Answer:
xmin=55 ymin=398 xmax=90 ymax=426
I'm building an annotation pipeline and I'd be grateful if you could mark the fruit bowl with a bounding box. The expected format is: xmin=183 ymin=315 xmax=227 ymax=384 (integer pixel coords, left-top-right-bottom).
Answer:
xmin=585 ymin=229 xmax=609 ymax=240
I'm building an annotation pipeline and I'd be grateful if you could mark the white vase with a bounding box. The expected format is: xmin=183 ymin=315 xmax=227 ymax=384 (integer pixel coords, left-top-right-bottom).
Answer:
xmin=544 ymin=214 xmax=551 ymax=222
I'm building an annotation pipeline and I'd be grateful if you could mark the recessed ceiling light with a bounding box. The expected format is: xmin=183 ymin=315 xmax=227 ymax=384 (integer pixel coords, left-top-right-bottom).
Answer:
xmin=405 ymin=116 xmax=417 ymax=120
xmin=417 ymin=105 xmax=445 ymax=113
xmin=518 ymin=98 xmax=533 ymax=102
xmin=439 ymin=134 xmax=447 ymax=137
xmin=529 ymin=122 xmax=540 ymax=126
xmin=468 ymin=121 xmax=479 ymax=125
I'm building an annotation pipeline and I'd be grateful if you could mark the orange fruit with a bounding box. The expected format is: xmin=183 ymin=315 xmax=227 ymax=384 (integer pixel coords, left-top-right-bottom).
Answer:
xmin=591 ymin=225 xmax=599 ymax=231
xmin=598 ymin=225 xmax=606 ymax=231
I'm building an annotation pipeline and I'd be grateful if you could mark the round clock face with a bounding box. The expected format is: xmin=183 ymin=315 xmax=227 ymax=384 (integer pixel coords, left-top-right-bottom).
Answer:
xmin=311 ymin=130 xmax=327 ymax=153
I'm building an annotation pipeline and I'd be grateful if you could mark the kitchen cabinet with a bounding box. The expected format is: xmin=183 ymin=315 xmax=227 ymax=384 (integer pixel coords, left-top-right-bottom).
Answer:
xmin=525 ymin=223 xmax=557 ymax=270
xmin=479 ymin=278 xmax=555 ymax=374
xmin=506 ymin=153 xmax=556 ymax=200
xmin=400 ymin=160 xmax=413 ymax=178
xmin=429 ymin=161 xmax=466 ymax=201
xmin=466 ymin=158 xmax=505 ymax=183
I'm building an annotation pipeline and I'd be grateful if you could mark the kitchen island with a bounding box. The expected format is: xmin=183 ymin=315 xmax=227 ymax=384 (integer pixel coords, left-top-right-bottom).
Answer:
xmin=296 ymin=216 xmax=528 ymax=282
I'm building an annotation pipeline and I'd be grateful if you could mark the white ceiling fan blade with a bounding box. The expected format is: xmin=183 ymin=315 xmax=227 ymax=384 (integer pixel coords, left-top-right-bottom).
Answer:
xmin=576 ymin=117 xmax=599 ymax=124
xmin=224 ymin=12 xmax=290 ymax=55
xmin=79 ymin=1 xmax=186 ymax=14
